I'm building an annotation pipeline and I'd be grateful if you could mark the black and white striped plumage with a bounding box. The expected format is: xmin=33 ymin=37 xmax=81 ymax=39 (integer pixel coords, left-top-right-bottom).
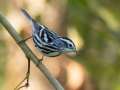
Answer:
xmin=21 ymin=9 xmax=76 ymax=57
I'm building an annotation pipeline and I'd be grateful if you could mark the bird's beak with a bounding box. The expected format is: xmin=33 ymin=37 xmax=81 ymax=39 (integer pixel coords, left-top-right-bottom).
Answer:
xmin=66 ymin=49 xmax=77 ymax=56
xmin=75 ymin=50 xmax=77 ymax=55
xmin=74 ymin=47 xmax=77 ymax=56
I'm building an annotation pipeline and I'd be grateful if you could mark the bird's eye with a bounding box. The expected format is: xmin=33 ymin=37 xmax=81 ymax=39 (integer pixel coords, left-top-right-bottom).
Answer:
xmin=69 ymin=44 xmax=72 ymax=47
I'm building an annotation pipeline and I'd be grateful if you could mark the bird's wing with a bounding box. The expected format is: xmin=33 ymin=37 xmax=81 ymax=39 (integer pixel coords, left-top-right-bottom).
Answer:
xmin=37 ymin=25 xmax=58 ymax=44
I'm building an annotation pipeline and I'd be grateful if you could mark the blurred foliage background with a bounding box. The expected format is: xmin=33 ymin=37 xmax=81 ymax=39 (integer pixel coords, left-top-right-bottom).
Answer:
xmin=0 ymin=0 xmax=120 ymax=90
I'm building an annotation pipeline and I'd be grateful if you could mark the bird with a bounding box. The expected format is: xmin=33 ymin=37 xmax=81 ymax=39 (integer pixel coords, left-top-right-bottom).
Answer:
xmin=21 ymin=9 xmax=76 ymax=57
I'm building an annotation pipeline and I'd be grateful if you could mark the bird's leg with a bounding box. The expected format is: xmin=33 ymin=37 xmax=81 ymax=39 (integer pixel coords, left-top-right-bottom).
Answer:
xmin=36 ymin=56 xmax=44 ymax=67
xmin=14 ymin=57 xmax=31 ymax=90
xmin=18 ymin=36 xmax=32 ymax=43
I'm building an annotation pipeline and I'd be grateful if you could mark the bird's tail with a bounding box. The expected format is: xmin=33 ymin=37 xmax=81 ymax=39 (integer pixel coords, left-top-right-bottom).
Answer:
xmin=21 ymin=8 xmax=34 ymax=22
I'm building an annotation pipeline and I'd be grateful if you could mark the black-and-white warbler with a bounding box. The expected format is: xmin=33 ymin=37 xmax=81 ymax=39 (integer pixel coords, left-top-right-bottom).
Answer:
xmin=21 ymin=9 xmax=76 ymax=57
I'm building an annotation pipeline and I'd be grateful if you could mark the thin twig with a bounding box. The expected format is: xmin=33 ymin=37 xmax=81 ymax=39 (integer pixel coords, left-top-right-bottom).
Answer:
xmin=14 ymin=75 xmax=27 ymax=90
xmin=14 ymin=57 xmax=30 ymax=90
xmin=18 ymin=36 xmax=32 ymax=43
xmin=0 ymin=12 xmax=64 ymax=90
xmin=26 ymin=57 xmax=30 ymax=87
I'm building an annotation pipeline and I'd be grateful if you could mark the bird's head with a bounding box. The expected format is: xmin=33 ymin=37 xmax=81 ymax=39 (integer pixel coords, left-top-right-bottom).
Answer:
xmin=59 ymin=37 xmax=76 ymax=53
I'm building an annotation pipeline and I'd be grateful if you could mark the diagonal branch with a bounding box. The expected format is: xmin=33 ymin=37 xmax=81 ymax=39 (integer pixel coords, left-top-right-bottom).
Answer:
xmin=0 ymin=12 xmax=64 ymax=90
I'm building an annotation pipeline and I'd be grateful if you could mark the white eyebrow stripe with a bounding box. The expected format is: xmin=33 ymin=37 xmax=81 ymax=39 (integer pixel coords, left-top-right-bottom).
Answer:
xmin=39 ymin=25 xmax=45 ymax=37
xmin=60 ymin=38 xmax=72 ymax=44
